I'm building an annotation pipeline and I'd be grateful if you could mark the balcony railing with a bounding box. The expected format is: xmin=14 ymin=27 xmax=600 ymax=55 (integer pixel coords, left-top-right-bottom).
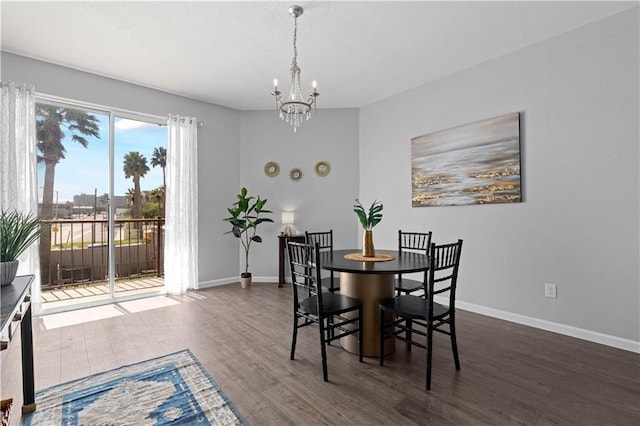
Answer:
xmin=39 ymin=217 xmax=164 ymax=289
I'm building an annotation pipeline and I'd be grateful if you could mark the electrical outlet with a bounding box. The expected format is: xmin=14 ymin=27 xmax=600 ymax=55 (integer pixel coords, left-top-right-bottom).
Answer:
xmin=545 ymin=283 xmax=557 ymax=298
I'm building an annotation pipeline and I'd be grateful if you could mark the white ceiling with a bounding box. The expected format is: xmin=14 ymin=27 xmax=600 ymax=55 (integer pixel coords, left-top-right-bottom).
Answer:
xmin=1 ymin=1 xmax=636 ymax=110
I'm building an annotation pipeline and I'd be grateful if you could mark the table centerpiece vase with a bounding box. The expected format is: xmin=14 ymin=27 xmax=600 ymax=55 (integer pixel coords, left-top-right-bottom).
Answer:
xmin=362 ymin=230 xmax=375 ymax=257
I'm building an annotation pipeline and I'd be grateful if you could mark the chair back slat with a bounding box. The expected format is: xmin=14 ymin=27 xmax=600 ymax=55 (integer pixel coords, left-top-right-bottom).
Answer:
xmin=428 ymin=240 xmax=463 ymax=311
xmin=305 ymin=230 xmax=333 ymax=251
xmin=398 ymin=230 xmax=432 ymax=254
xmin=287 ymin=241 xmax=324 ymax=309
xmin=397 ymin=230 xmax=433 ymax=296
xmin=305 ymin=230 xmax=339 ymax=291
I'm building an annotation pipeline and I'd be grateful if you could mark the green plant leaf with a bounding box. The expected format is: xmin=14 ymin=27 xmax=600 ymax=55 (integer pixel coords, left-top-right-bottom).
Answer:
xmin=352 ymin=199 xmax=383 ymax=230
xmin=1 ymin=209 xmax=43 ymax=262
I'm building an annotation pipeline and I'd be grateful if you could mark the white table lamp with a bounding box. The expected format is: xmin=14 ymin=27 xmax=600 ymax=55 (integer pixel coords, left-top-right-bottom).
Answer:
xmin=282 ymin=211 xmax=295 ymax=236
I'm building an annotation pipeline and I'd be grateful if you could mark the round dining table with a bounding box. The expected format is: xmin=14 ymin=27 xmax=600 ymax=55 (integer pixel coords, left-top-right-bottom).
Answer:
xmin=319 ymin=249 xmax=430 ymax=357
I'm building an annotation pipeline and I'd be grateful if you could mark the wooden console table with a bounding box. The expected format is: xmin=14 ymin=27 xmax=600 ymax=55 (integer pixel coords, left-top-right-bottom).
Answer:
xmin=278 ymin=235 xmax=305 ymax=287
xmin=0 ymin=275 xmax=36 ymax=414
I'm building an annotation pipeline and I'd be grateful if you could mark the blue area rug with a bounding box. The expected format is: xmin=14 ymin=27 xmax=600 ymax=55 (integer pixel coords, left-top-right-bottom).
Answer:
xmin=24 ymin=349 xmax=247 ymax=425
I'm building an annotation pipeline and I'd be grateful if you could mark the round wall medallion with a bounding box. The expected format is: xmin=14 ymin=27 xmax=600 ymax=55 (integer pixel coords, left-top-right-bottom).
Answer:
xmin=315 ymin=161 xmax=331 ymax=177
xmin=289 ymin=168 xmax=303 ymax=182
xmin=264 ymin=162 xmax=279 ymax=177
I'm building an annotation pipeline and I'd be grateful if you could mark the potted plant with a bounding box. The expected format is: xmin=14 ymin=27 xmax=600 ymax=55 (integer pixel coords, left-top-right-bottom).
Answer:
xmin=1 ymin=209 xmax=43 ymax=286
xmin=353 ymin=199 xmax=383 ymax=257
xmin=223 ymin=187 xmax=273 ymax=288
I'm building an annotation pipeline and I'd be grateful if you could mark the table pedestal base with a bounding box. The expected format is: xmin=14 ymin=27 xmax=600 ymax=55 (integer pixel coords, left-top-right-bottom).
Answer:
xmin=339 ymin=272 xmax=395 ymax=357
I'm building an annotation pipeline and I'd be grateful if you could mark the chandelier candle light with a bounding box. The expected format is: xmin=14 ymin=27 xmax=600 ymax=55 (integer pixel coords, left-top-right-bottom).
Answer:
xmin=272 ymin=5 xmax=319 ymax=132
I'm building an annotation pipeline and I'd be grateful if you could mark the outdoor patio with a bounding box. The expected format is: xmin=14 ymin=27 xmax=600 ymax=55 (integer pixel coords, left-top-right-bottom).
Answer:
xmin=41 ymin=277 xmax=164 ymax=310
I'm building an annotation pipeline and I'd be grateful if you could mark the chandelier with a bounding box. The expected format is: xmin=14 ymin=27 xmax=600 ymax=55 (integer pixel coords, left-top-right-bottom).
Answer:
xmin=271 ymin=5 xmax=319 ymax=133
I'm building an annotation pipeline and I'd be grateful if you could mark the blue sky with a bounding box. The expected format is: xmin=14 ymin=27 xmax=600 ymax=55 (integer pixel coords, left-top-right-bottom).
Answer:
xmin=37 ymin=114 xmax=167 ymax=203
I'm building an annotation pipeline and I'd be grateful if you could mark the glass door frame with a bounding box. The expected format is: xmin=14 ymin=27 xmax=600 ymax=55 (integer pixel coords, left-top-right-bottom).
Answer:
xmin=35 ymin=93 xmax=167 ymax=314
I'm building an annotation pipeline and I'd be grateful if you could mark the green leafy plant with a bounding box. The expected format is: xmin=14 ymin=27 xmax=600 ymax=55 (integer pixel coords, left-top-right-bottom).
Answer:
xmin=1 ymin=210 xmax=43 ymax=262
xmin=223 ymin=187 xmax=274 ymax=277
xmin=353 ymin=199 xmax=383 ymax=230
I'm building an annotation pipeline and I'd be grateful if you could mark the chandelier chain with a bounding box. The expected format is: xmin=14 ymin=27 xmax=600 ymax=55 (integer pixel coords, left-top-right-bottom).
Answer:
xmin=292 ymin=15 xmax=298 ymax=66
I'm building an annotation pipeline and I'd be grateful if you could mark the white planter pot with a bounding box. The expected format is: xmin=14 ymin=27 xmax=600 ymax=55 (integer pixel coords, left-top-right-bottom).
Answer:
xmin=1 ymin=259 xmax=19 ymax=286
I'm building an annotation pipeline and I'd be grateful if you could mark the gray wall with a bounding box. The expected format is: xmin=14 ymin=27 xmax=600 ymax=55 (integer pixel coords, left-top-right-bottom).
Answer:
xmin=238 ymin=109 xmax=360 ymax=280
xmin=359 ymin=10 xmax=639 ymax=346
xmin=0 ymin=52 xmax=243 ymax=285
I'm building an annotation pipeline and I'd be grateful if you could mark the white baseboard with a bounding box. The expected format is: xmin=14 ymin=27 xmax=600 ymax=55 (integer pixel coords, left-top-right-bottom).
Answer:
xmin=197 ymin=277 xmax=237 ymax=288
xmin=450 ymin=298 xmax=640 ymax=354
xmin=197 ymin=276 xmax=279 ymax=289
xmin=197 ymin=277 xmax=639 ymax=354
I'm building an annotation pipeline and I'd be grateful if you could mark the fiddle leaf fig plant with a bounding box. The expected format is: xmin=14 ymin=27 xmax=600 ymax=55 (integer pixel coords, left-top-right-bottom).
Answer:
xmin=223 ymin=187 xmax=273 ymax=277
xmin=353 ymin=199 xmax=383 ymax=230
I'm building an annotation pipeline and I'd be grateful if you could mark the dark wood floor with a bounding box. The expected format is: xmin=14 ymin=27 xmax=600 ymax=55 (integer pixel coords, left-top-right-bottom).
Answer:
xmin=22 ymin=283 xmax=640 ymax=424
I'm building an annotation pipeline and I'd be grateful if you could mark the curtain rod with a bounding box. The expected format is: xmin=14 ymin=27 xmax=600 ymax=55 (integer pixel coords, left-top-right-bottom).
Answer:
xmin=35 ymin=92 xmax=205 ymax=127
xmin=169 ymin=115 xmax=205 ymax=128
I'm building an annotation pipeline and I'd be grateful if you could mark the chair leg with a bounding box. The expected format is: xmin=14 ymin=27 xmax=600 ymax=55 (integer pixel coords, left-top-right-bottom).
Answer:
xmin=426 ymin=320 xmax=434 ymax=390
xmin=406 ymin=318 xmax=413 ymax=351
xmin=319 ymin=317 xmax=329 ymax=382
xmin=379 ymin=308 xmax=385 ymax=366
xmin=450 ymin=317 xmax=461 ymax=370
xmin=290 ymin=315 xmax=298 ymax=360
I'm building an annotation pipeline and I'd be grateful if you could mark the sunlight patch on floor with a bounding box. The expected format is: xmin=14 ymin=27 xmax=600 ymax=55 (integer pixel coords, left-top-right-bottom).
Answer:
xmin=173 ymin=291 xmax=208 ymax=302
xmin=41 ymin=305 xmax=124 ymax=329
xmin=118 ymin=296 xmax=180 ymax=313
xmin=39 ymin=294 xmax=188 ymax=329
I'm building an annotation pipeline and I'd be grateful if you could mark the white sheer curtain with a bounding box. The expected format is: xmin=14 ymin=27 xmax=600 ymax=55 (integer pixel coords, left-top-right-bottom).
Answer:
xmin=164 ymin=115 xmax=199 ymax=293
xmin=0 ymin=81 xmax=41 ymax=312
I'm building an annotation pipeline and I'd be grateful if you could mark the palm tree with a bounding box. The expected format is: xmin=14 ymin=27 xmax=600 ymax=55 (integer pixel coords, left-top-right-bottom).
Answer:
xmin=122 ymin=151 xmax=149 ymax=222
xmin=150 ymin=147 xmax=166 ymax=217
xmin=150 ymin=187 xmax=164 ymax=205
xmin=36 ymin=104 xmax=100 ymax=285
xmin=142 ymin=187 xmax=164 ymax=219
xmin=125 ymin=188 xmax=135 ymax=208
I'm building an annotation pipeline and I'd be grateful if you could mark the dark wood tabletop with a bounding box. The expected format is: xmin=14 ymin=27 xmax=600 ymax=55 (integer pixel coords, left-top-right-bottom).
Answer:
xmin=1 ymin=274 xmax=34 ymax=333
xmin=319 ymin=249 xmax=429 ymax=274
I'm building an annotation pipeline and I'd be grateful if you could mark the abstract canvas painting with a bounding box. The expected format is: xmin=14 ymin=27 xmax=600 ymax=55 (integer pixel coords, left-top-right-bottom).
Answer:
xmin=411 ymin=112 xmax=521 ymax=207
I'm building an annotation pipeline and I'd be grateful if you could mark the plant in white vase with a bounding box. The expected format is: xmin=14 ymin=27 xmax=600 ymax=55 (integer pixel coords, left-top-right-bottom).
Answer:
xmin=1 ymin=209 xmax=43 ymax=286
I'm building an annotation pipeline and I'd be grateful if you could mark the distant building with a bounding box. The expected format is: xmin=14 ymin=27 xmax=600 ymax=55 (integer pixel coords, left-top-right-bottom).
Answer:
xmin=72 ymin=193 xmax=129 ymax=209
xmin=73 ymin=193 xmax=95 ymax=207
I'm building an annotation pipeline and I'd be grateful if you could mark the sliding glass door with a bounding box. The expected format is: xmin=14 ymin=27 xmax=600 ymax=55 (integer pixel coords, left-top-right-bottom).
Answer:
xmin=36 ymin=99 xmax=167 ymax=311
xmin=113 ymin=116 xmax=167 ymax=298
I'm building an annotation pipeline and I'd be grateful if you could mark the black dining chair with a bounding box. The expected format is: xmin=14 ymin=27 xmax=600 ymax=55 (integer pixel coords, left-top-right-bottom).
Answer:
xmin=379 ymin=239 xmax=463 ymax=390
xmin=396 ymin=230 xmax=432 ymax=297
xmin=305 ymin=230 xmax=340 ymax=292
xmin=287 ymin=241 xmax=363 ymax=382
